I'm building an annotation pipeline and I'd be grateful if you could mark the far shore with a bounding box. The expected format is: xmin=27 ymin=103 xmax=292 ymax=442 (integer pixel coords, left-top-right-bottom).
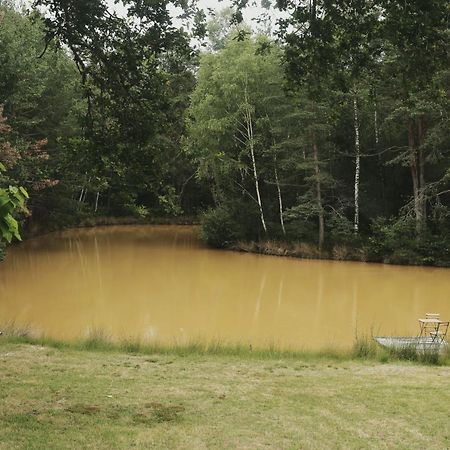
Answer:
xmin=12 ymin=216 xmax=450 ymax=269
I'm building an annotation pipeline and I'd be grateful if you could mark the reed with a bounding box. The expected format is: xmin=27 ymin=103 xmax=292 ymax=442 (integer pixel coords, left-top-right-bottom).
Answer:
xmin=352 ymin=334 xmax=378 ymax=359
xmin=1 ymin=324 xmax=448 ymax=365
xmin=352 ymin=334 xmax=448 ymax=365
xmin=0 ymin=320 xmax=34 ymax=338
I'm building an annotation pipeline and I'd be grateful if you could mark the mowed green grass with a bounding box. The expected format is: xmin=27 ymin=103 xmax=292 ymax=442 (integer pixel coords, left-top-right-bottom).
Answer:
xmin=1 ymin=343 xmax=449 ymax=450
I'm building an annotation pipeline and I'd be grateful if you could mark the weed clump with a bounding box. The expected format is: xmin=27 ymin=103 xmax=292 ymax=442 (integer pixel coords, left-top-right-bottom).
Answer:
xmin=352 ymin=335 xmax=377 ymax=359
xmin=387 ymin=346 xmax=444 ymax=365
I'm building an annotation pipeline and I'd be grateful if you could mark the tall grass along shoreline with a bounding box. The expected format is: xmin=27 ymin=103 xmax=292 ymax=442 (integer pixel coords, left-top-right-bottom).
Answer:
xmin=1 ymin=324 xmax=448 ymax=366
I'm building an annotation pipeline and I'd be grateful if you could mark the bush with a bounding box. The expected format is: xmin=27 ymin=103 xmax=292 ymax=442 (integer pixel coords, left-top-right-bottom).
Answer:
xmin=329 ymin=214 xmax=360 ymax=246
xmin=200 ymin=206 xmax=244 ymax=248
xmin=368 ymin=216 xmax=450 ymax=266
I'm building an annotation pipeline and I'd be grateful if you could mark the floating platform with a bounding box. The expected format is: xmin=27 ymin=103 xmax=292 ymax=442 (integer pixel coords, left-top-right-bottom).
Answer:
xmin=374 ymin=336 xmax=448 ymax=352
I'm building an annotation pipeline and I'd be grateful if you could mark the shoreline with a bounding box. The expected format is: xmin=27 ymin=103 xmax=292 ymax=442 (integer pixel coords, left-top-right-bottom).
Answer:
xmin=22 ymin=215 xmax=200 ymax=240
xmin=230 ymin=239 xmax=366 ymax=262
xmin=229 ymin=239 xmax=450 ymax=268
xmin=10 ymin=218 xmax=450 ymax=268
xmin=1 ymin=328 xmax=448 ymax=366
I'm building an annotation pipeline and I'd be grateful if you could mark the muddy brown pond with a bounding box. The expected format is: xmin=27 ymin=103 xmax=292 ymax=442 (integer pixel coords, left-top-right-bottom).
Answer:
xmin=1 ymin=225 xmax=449 ymax=350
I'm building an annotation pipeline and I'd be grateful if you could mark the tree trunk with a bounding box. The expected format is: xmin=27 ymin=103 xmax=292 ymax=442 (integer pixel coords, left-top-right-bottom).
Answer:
xmin=211 ymin=164 xmax=222 ymax=206
xmin=353 ymin=96 xmax=361 ymax=233
xmin=244 ymin=103 xmax=267 ymax=234
xmin=312 ymin=134 xmax=324 ymax=250
xmin=82 ymin=188 xmax=88 ymax=203
xmin=374 ymin=104 xmax=379 ymax=145
xmin=94 ymin=192 xmax=100 ymax=213
xmin=417 ymin=116 xmax=427 ymax=223
xmin=274 ymin=156 xmax=286 ymax=235
xmin=81 ymin=177 xmax=91 ymax=203
xmin=408 ymin=120 xmax=423 ymax=233
xmin=374 ymin=99 xmax=387 ymax=211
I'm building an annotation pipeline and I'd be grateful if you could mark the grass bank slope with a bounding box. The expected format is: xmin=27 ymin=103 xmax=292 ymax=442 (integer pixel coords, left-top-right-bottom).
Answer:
xmin=1 ymin=343 xmax=449 ymax=450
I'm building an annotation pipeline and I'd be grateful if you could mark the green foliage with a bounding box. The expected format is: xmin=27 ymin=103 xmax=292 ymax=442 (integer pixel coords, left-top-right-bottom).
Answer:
xmin=158 ymin=186 xmax=183 ymax=217
xmin=30 ymin=0 xmax=203 ymax=217
xmin=0 ymin=3 xmax=83 ymax=231
xmin=328 ymin=214 xmax=361 ymax=247
xmin=0 ymin=1 xmax=207 ymax=228
xmin=200 ymin=206 xmax=245 ymax=248
xmin=368 ymin=217 xmax=450 ymax=266
xmin=0 ymin=163 xmax=28 ymax=244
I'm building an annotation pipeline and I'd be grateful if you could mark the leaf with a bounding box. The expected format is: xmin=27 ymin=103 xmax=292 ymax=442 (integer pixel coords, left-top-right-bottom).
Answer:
xmin=0 ymin=221 xmax=13 ymax=243
xmin=3 ymin=214 xmax=21 ymax=241
xmin=19 ymin=187 xmax=29 ymax=199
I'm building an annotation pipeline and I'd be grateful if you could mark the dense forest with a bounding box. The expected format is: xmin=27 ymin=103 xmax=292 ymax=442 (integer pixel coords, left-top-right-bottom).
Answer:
xmin=1 ymin=0 xmax=449 ymax=265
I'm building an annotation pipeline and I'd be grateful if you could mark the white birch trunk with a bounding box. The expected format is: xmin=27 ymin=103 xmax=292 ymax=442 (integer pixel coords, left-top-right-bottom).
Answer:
xmin=82 ymin=177 xmax=91 ymax=203
xmin=94 ymin=192 xmax=100 ymax=213
xmin=374 ymin=107 xmax=379 ymax=145
xmin=353 ymin=96 xmax=361 ymax=233
xmin=274 ymin=158 xmax=285 ymax=235
xmin=244 ymin=100 xmax=267 ymax=234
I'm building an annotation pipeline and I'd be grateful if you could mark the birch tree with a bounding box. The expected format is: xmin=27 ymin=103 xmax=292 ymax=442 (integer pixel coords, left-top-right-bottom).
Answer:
xmin=241 ymin=90 xmax=267 ymax=233
xmin=187 ymin=35 xmax=290 ymax=238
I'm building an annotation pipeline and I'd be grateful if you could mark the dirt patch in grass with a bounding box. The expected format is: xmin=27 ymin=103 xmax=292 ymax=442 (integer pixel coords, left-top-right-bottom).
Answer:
xmin=134 ymin=403 xmax=185 ymax=424
xmin=66 ymin=404 xmax=102 ymax=415
xmin=64 ymin=401 xmax=185 ymax=425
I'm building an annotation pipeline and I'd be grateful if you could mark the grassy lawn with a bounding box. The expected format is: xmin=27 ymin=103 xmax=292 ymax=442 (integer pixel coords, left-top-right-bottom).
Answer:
xmin=0 ymin=343 xmax=449 ymax=449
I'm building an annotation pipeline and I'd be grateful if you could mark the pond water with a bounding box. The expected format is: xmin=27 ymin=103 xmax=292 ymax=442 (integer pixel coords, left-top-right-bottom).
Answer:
xmin=0 ymin=225 xmax=449 ymax=350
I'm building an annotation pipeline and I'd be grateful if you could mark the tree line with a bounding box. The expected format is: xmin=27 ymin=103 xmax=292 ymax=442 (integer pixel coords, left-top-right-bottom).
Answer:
xmin=1 ymin=0 xmax=449 ymax=265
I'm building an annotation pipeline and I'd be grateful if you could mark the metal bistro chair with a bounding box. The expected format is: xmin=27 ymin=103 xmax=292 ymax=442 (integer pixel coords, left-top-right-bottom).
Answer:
xmin=429 ymin=321 xmax=449 ymax=344
xmin=418 ymin=313 xmax=449 ymax=345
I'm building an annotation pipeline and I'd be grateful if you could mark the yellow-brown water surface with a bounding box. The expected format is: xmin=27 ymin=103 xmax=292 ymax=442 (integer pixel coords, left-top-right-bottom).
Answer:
xmin=1 ymin=225 xmax=449 ymax=350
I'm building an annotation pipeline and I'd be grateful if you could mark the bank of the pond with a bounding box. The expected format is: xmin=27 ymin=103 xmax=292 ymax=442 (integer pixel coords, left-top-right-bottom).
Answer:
xmin=23 ymin=215 xmax=200 ymax=239
xmin=1 ymin=341 xmax=449 ymax=449
xmin=231 ymin=240 xmax=367 ymax=263
xmin=229 ymin=239 xmax=450 ymax=267
xmin=1 ymin=330 xmax=449 ymax=366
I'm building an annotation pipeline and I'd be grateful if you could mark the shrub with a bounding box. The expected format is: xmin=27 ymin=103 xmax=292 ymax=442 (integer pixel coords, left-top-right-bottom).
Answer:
xmin=368 ymin=216 xmax=450 ymax=266
xmin=200 ymin=206 xmax=244 ymax=248
xmin=329 ymin=214 xmax=361 ymax=247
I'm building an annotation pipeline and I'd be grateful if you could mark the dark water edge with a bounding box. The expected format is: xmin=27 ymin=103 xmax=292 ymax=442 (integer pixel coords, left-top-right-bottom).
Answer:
xmin=22 ymin=215 xmax=199 ymax=239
